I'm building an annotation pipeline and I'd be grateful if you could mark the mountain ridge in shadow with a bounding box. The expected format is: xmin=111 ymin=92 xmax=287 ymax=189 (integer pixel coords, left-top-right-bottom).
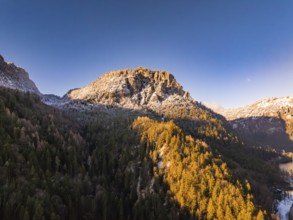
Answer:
xmin=230 ymin=116 xmax=293 ymax=152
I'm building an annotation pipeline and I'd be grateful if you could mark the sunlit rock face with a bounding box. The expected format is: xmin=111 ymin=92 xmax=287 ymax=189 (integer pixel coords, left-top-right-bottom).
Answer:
xmin=65 ymin=67 xmax=196 ymax=117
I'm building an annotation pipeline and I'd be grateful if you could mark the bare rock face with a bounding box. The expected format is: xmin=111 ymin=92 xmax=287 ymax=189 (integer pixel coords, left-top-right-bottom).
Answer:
xmin=0 ymin=55 xmax=40 ymax=95
xmin=66 ymin=67 xmax=193 ymax=115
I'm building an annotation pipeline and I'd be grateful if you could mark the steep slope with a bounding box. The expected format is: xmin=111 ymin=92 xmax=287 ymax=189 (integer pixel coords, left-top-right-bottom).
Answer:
xmin=0 ymin=55 xmax=40 ymax=95
xmin=0 ymin=87 xmax=86 ymax=220
xmin=217 ymin=97 xmax=293 ymax=151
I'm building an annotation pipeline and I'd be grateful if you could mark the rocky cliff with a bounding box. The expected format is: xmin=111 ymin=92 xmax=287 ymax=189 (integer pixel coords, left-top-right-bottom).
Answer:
xmin=0 ymin=55 xmax=40 ymax=95
xmin=65 ymin=67 xmax=196 ymax=118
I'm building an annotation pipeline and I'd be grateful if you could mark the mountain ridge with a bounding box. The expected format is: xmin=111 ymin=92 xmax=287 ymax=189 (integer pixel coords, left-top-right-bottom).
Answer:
xmin=0 ymin=54 xmax=220 ymax=124
xmin=0 ymin=55 xmax=40 ymax=95
xmin=217 ymin=96 xmax=293 ymax=120
xmin=65 ymin=67 xmax=192 ymax=111
xmin=212 ymin=96 xmax=293 ymax=151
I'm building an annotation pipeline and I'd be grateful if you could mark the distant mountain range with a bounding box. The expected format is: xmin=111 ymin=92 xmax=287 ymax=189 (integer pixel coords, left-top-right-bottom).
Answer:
xmin=218 ymin=96 xmax=293 ymax=120
xmin=210 ymin=97 xmax=293 ymax=151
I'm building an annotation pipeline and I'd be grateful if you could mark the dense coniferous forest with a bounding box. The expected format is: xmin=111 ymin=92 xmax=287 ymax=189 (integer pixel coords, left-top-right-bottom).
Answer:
xmin=0 ymin=88 xmax=284 ymax=219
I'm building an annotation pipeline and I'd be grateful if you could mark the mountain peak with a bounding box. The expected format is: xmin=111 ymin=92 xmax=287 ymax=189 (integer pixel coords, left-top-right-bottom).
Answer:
xmin=93 ymin=67 xmax=183 ymax=95
xmin=66 ymin=67 xmax=191 ymax=111
xmin=0 ymin=55 xmax=40 ymax=95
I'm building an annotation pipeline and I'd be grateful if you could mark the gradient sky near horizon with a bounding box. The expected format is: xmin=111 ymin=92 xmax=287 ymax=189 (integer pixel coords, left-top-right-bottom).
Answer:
xmin=0 ymin=0 xmax=293 ymax=108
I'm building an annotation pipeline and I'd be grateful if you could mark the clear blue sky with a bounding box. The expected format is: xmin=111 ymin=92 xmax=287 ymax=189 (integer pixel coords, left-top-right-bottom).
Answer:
xmin=0 ymin=0 xmax=293 ymax=108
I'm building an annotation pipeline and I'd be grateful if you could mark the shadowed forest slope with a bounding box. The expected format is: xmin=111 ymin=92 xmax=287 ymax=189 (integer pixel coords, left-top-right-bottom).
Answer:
xmin=0 ymin=87 xmax=284 ymax=219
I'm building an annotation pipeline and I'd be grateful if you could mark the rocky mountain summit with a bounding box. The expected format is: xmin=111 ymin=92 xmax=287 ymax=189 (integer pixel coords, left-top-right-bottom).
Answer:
xmin=0 ymin=55 xmax=211 ymax=122
xmin=0 ymin=55 xmax=40 ymax=95
xmin=65 ymin=67 xmax=196 ymax=117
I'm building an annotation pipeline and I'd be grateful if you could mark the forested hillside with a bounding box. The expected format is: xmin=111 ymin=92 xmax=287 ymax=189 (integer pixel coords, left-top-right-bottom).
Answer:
xmin=133 ymin=117 xmax=259 ymax=219
xmin=0 ymin=87 xmax=283 ymax=219
xmin=0 ymin=88 xmax=86 ymax=219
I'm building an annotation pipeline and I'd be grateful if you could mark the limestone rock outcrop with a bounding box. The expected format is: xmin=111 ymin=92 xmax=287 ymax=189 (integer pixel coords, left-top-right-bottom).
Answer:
xmin=65 ymin=67 xmax=193 ymax=114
